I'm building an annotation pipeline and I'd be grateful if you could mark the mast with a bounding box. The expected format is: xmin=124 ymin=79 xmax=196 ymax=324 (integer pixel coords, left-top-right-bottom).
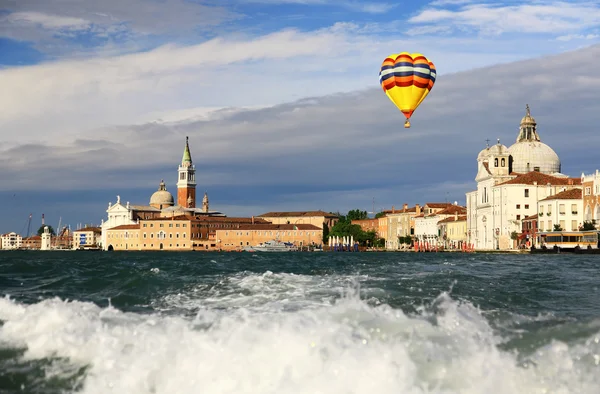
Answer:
xmin=26 ymin=213 xmax=32 ymax=238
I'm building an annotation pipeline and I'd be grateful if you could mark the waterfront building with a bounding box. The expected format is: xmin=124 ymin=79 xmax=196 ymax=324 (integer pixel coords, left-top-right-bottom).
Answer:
xmin=466 ymin=105 xmax=581 ymax=250
xmin=581 ymin=169 xmax=600 ymax=224
xmin=537 ymin=188 xmax=583 ymax=232
xmin=380 ymin=204 xmax=423 ymax=250
xmin=520 ymin=214 xmax=539 ymax=247
xmin=1 ymin=232 xmax=22 ymax=250
xmin=100 ymin=137 xmax=224 ymax=250
xmin=414 ymin=203 xmax=466 ymax=247
xmin=41 ymin=226 xmax=52 ymax=250
xmin=256 ymin=211 xmax=339 ymax=230
xmin=215 ymin=223 xmax=323 ymax=251
xmin=22 ymin=235 xmax=41 ymax=249
xmin=72 ymin=227 xmax=102 ymax=250
xmin=438 ymin=213 xmax=467 ymax=249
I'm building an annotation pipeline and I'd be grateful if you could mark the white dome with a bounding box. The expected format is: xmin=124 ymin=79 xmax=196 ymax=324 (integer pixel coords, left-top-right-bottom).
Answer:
xmin=477 ymin=147 xmax=490 ymax=161
xmin=507 ymin=141 xmax=560 ymax=174
xmin=150 ymin=180 xmax=174 ymax=206
xmin=150 ymin=190 xmax=174 ymax=205
xmin=488 ymin=143 xmax=508 ymax=156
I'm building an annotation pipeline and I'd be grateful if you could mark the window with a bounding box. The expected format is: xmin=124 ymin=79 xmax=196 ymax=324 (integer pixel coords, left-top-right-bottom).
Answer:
xmin=516 ymin=215 xmax=521 ymax=220
xmin=501 ymin=158 xmax=506 ymax=167
xmin=560 ymin=220 xmax=565 ymax=230
xmin=539 ymin=221 xmax=544 ymax=230
xmin=525 ymin=204 xmax=529 ymax=209
xmin=494 ymin=158 xmax=498 ymax=167
xmin=524 ymin=189 xmax=529 ymax=197
xmin=571 ymin=220 xmax=577 ymax=231
xmin=534 ymin=166 xmax=540 ymax=172
xmin=539 ymin=206 xmax=543 ymax=214
xmin=559 ymin=204 xmax=565 ymax=215
xmin=585 ymin=187 xmax=591 ymax=196
xmin=516 ymin=204 xmax=521 ymax=209
xmin=571 ymin=204 xmax=578 ymax=215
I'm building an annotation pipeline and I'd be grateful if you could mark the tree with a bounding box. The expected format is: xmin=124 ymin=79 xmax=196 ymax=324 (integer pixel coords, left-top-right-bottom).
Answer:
xmin=581 ymin=220 xmax=596 ymax=231
xmin=510 ymin=231 xmax=519 ymax=241
xmin=37 ymin=225 xmax=55 ymax=236
xmin=553 ymin=224 xmax=563 ymax=231
xmin=375 ymin=211 xmax=386 ymax=219
xmin=346 ymin=209 xmax=368 ymax=221
xmin=322 ymin=222 xmax=329 ymax=244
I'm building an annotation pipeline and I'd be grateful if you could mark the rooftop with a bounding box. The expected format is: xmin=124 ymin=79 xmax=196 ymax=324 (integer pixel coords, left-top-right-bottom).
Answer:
xmin=540 ymin=188 xmax=582 ymax=201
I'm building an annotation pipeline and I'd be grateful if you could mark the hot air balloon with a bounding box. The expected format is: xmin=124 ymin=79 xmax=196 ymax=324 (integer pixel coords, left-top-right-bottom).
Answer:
xmin=379 ymin=52 xmax=436 ymax=128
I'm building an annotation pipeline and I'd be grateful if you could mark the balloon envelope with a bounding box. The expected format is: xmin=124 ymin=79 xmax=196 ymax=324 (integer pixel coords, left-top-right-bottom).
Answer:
xmin=379 ymin=52 xmax=436 ymax=128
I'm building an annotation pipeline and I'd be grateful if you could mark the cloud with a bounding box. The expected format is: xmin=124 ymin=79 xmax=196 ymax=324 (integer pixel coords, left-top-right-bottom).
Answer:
xmin=409 ymin=1 xmax=600 ymax=36
xmin=556 ymin=33 xmax=599 ymax=41
xmin=237 ymin=0 xmax=396 ymax=14
xmin=2 ymin=44 xmax=599 ymax=201
xmin=0 ymin=0 xmax=238 ymax=58
xmin=1 ymin=20 xmax=591 ymax=154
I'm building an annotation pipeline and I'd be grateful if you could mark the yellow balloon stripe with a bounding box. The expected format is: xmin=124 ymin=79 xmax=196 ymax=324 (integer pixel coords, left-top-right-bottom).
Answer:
xmin=379 ymin=52 xmax=436 ymax=124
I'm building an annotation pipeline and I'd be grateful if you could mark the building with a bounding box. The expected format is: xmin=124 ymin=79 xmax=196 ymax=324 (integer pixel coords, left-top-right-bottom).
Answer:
xmin=41 ymin=226 xmax=52 ymax=250
xmin=414 ymin=203 xmax=466 ymax=247
xmin=581 ymin=169 xmax=600 ymax=224
xmin=1 ymin=232 xmax=22 ymax=250
xmin=215 ymin=223 xmax=323 ymax=251
xmin=256 ymin=211 xmax=339 ymax=230
xmin=466 ymin=105 xmax=581 ymax=250
xmin=520 ymin=214 xmax=539 ymax=248
xmin=352 ymin=218 xmax=378 ymax=233
xmin=101 ymin=137 xmax=225 ymax=250
xmin=438 ymin=214 xmax=467 ymax=249
xmin=22 ymin=235 xmax=41 ymax=249
xmin=537 ymin=188 xmax=583 ymax=232
xmin=73 ymin=227 xmax=102 ymax=250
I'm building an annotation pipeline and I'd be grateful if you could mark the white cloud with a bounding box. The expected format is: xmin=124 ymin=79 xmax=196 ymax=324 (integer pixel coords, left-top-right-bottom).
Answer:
xmin=236 ymin=0 xmax=396 ymax=13
xmin=409 ymin=1 xmax=600 ymax=36
xmin=0 ymin=21 xmax=589 ymax=152
xmin=2 ymin=43 xmax=599 ymax=192
xmin=2 ymin=43 xmax=600 ymax=231
xmin=557 ymin=33 xmax=599 ymax=41
xmin=6 ymin=11 xmax=91 ymax=30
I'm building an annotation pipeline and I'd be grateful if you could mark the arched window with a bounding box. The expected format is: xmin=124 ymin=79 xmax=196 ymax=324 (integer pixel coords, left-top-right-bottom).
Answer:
xmin=501 ymin=158 xmax=505 ymax=167
xmin=494 ymin=158 xmax=498 ymax=167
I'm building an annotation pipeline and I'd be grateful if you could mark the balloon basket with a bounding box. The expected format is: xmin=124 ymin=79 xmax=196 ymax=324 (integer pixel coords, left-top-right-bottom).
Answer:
xmin=404 ymin=120 xmax=411 ymax=128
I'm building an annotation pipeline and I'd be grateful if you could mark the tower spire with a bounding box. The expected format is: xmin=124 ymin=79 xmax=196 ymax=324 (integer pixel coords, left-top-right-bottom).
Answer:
xmin=182 ymin=136 xmax=192 ymax=166
xmin=177 ymin=136 xmax=197 ymax=208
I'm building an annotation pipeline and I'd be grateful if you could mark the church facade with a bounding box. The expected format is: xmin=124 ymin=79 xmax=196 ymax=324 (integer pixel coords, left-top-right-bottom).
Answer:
xmin=466 ymin=106 xmax=581 ymax=250
xmin=100 ymin=137 xmax=224 ymax=250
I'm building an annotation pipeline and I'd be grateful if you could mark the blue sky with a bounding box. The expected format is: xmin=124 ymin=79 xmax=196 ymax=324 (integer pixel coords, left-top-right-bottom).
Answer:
xmin=1 ymin=0 xmax=600 ymax=234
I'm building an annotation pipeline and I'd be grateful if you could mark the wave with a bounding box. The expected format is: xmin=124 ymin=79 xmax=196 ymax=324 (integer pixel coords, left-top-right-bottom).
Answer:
xmin=1 ymin=281 xmax=599 ymax=394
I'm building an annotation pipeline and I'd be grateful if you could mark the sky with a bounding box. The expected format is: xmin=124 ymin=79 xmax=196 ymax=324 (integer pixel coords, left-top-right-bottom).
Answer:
xmin=1 ymin=0 xmax=600 ymax=234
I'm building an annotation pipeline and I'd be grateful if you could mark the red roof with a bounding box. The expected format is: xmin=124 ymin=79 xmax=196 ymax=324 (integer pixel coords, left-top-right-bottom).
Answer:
xmin=540 ymin=188 xmax=582 ymax=201
xmin=111 ymin=224 xmax=141 ymax=230
xmin=498 ymin=171 xmax=581 ymax=186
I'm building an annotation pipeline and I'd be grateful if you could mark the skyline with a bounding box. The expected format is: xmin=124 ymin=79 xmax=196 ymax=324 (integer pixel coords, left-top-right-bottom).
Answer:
xmin=2 ymin=0 xmax=600 ymax=233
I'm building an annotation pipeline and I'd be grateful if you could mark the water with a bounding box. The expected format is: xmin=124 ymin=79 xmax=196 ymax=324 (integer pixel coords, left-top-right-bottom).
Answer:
xmin=0 ymin=251 xmax=599 ymax=393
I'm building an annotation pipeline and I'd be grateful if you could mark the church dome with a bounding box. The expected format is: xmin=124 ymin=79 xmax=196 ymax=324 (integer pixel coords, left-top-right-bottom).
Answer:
xmin=506 ymin=104 xmax=561 ymax=174
xmin=477 ymin=147 xmax=490 ymax=161
xmin=488 ymin=141 xmax=508 ymax=156
xmin=150 ymin=180 xmax=174 ymax=207
xmin=507 ymin=141 xmax=560 ymax=174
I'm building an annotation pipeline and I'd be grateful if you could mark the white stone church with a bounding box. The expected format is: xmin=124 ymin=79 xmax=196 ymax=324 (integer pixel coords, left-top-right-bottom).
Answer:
xmin=466 ymin=105 xmax=581 ymax=250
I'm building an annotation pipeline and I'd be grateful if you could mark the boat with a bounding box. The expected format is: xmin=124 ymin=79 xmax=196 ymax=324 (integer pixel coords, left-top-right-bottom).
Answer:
xmin=243 ymin=240 xmax=298 ymax=252
xmin=530 ymin=230 xmax=600 ymax=254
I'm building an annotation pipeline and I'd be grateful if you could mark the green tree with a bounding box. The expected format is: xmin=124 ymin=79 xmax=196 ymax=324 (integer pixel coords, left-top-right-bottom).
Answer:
xmin=322 ymin=222 xmax=329 ymax=243
xmin=37 ymin=225 xmax=55 ymax=236
xmin=346 ymin=209 xmax=368 ymax=221
xmin=510 ymin=231 xmax=519 ymax=241
xmin=375 ymin=211 xmax=386 ymax=219
xmin=581 ymin=220 xmax=596 ymax=231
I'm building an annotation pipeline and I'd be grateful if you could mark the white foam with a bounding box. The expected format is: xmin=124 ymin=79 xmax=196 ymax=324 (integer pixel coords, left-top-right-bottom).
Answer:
xmin=0 ymin=287 xmax=599 ymax=393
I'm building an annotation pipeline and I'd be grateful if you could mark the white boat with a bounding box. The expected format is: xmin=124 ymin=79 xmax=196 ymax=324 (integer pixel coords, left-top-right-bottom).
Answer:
xmin=243 ymin=240 xmax=298 ymax=252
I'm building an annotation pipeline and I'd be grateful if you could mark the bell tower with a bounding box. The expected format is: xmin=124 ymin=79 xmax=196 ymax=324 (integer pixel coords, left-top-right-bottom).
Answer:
xmin=177 ymin=136 xmax=197 ymax=208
